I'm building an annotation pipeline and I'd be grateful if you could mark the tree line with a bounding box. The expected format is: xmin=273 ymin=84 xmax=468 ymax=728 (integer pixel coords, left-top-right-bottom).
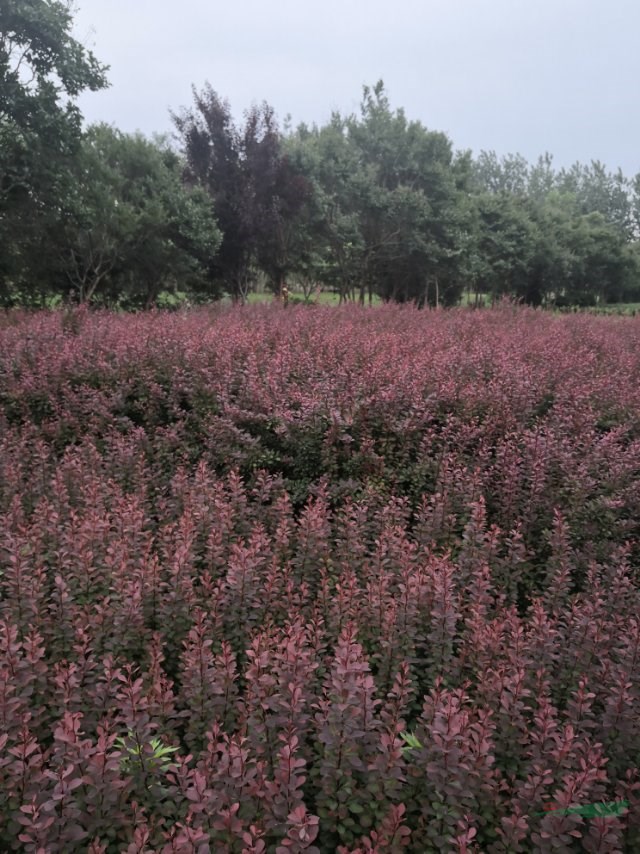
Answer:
xmin=2 ymin=1 xmax=640 ymax=309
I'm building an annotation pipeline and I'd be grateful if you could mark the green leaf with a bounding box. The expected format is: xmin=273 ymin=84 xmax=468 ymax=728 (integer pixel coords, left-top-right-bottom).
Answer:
xmin=399 ymin=731 xmax=423 ymax=751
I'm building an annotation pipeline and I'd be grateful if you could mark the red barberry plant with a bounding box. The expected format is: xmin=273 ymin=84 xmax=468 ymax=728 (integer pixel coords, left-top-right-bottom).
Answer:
xmin=1 ymin=303 xmax=640 ymax=850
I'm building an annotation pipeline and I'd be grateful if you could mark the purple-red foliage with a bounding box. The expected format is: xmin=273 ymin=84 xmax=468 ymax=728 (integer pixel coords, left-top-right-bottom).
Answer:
xmin=1 ymin=303 xmax=640 ymax=850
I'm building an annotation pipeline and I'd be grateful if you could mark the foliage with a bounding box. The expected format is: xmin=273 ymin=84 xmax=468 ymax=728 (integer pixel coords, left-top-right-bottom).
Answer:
xmin=2 ymin=20 xmax=640 ymax=309
xmin=1 ymin=304 xmax=640 ymax=850
xmin=172 ymin=84 xmax=311 ymax=302
xmin=55 ymin=124 xmax=221 ymax=306
xmin=285 ymin=82 xmax=468 ymax=306
xmin=0 ymin=0 xmax=108 ymax=304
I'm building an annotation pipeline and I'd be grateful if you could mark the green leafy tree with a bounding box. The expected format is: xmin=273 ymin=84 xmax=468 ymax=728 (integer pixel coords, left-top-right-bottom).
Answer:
xmin=287 ymin=114 xmax=364 ymax=302
xmin=349 ymin=82 xmax=467 ymax=306
xmin=557 ymin=160 xmax=633 ymax=238
xmin=528 ymin=153 xmax=557 ymax=202
xmin=525 ymin=192 xmax=576 ymax=306
xmin=287 ymin=82 xmax=467 ymax=306
xmin=629 ymin=172 xmax=640 ymax=239
xmin=274 ymin=129 xmax=332 ymax=299
xmin=56 ymin=124 xmax=221 ymax=306
xmin=469 ymin=152 xmax=639 ymax=307
xmin=0 ymin=0 xmax=108 ymax=303
xmin=564 ymin=212 xmax=632 ymax=305
xmin=466 ymin=191 xmax=537 ymax=304
xmin=471 ymin=150 xmax=529 ymax=196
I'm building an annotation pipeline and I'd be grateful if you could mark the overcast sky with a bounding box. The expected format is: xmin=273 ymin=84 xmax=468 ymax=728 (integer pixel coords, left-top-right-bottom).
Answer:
xmin=73 ymin=0 xmax=640 ymax=175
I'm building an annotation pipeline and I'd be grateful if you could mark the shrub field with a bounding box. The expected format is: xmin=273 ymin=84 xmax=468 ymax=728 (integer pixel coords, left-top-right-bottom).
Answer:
xmin=1 ymin=304 xmax=640 ymax=852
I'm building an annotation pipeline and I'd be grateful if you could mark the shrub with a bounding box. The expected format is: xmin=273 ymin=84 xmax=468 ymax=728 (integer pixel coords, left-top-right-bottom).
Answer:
xmin=1 ymin=304 xmax=640 ymax=850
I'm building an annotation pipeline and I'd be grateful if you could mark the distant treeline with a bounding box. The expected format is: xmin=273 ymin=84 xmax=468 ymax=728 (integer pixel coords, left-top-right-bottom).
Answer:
xmin=2 ymin=2 xmax=640 ymax=308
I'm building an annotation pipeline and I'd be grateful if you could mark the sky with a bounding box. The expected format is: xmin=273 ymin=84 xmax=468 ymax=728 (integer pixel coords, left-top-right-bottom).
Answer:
xmin=73 ymin=0 xmax=640 ymax=176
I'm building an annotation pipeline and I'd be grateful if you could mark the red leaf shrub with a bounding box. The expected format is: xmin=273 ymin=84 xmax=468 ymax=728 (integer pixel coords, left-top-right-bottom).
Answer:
xmin=1 ymin=303 xmax=640 ymax=850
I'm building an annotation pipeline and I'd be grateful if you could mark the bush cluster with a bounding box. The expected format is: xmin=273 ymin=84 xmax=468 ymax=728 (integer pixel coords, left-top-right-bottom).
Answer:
xmin=1 ymin=304 xmax=640 ymax=851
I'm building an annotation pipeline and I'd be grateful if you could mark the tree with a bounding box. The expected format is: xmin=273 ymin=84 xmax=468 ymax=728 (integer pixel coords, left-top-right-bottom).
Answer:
xmin=556 ymin=160 xmax=633 ymax=239
xmin=347 ymin=82 xmax=466 ymax=306
xmin=287 ymin=82 xmax=467 ymax=306
xmin=469 ymin=151 xmax=639 ymax=307
xmin=528 ymin=153 xmax=556 ymax=203
xmin=468 ymin=192 xmax=537 ymax=304
xmin=525 ymin=192 xmax=576 ymax=306
xmin=172 ymin=85 xmax=309 ymax=302
xmin=472 ymin=151 xmax=529 ymax=196
xmin=0 ymin=0 xmax=108 ymax=303
xmin=287 ymin=114 xmax=365 ymax=302
xmin=564 ymin=212 xmax=632 ymax=305
xmin=255 ymin=151 xmax=314 ymax=295
xmin=56 ymin=124 xmax=221 ymax=306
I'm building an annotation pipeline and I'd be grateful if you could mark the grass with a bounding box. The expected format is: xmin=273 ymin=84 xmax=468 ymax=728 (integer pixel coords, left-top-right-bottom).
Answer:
xmin=46 ymin=287 xmax=640 ymax=314
xmin=585 ymin=302 xmax=640 ymax=315
xmin=245 ymin=290 xmax=383 ymax=306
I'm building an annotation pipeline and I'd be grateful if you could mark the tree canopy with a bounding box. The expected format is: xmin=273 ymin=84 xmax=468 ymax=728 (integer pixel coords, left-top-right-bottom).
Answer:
xmin=1 ymin=3 xmax=639 ymax=308
xmin=0 ymin=0 xmax=108 ymax=302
